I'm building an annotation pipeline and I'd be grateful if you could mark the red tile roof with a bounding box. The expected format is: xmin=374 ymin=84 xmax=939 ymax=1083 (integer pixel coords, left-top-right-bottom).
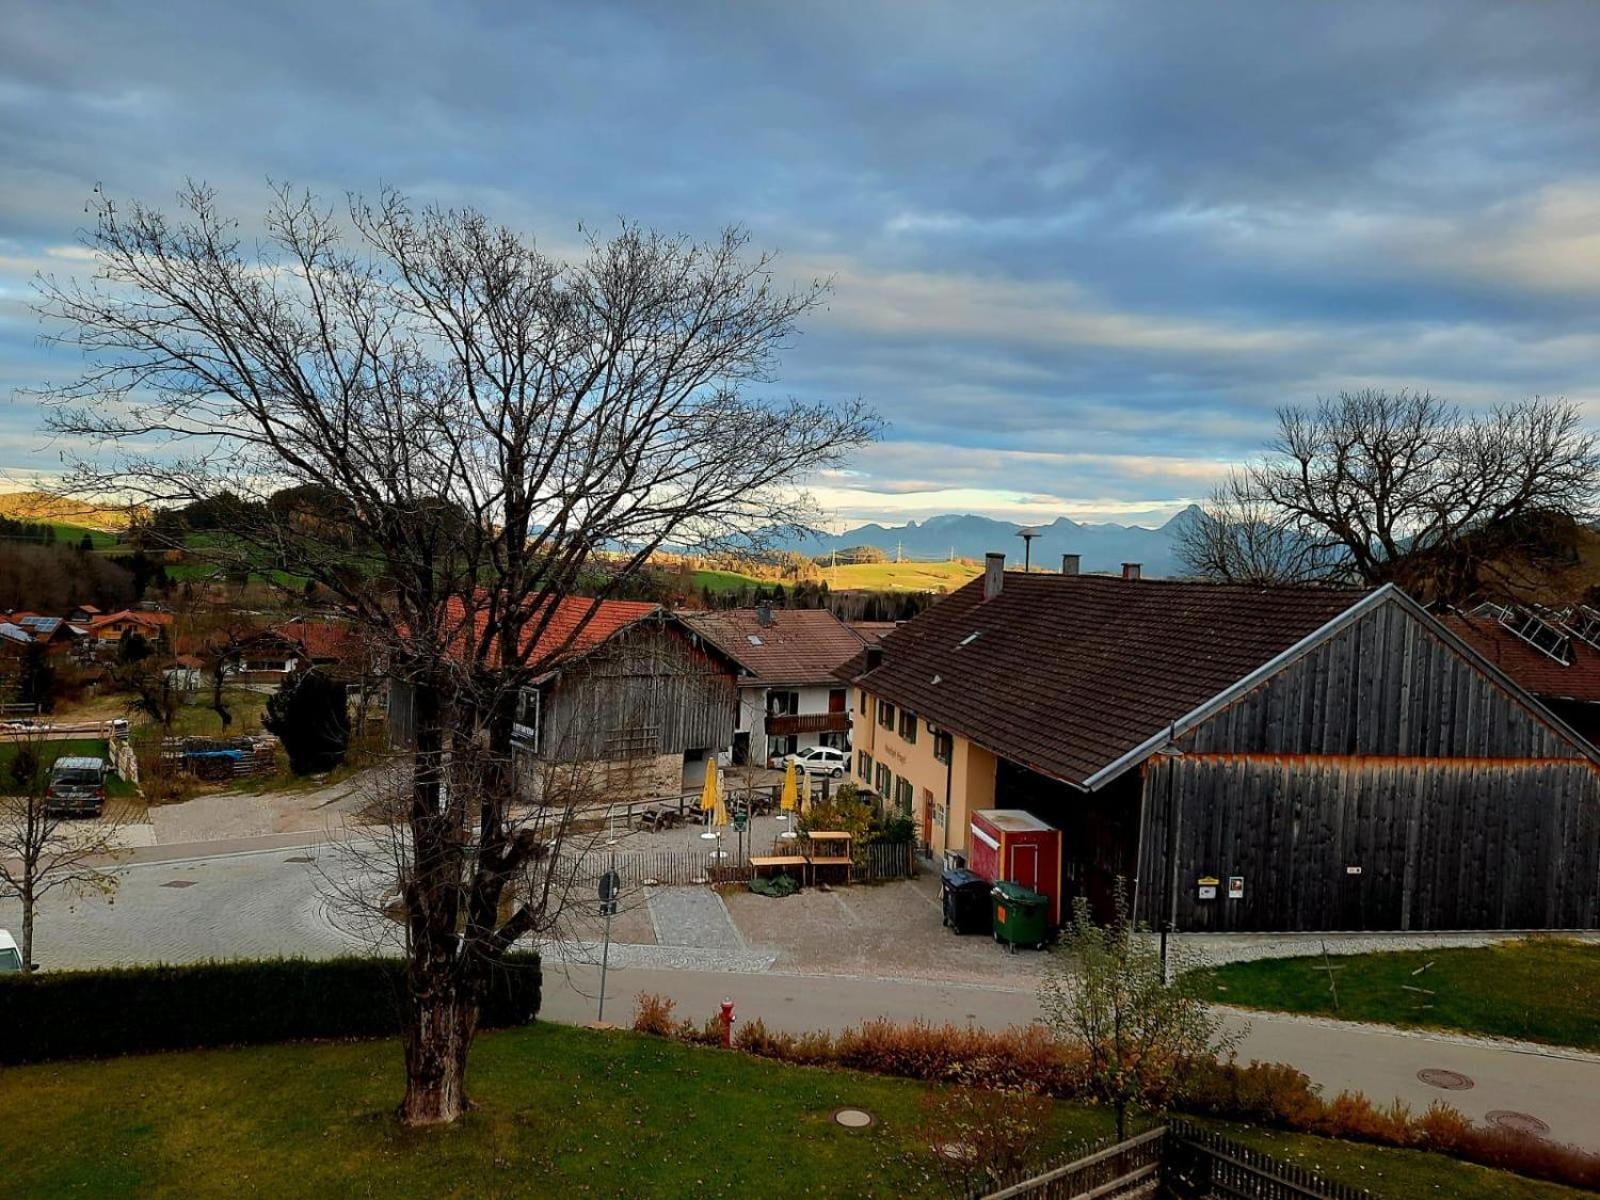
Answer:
xmin=1439 ymin=612 xmax=1600 ymax=703
xmin=88 ymin=609 xmax=174 ymax=632
xmin=445 ymin=595 xmax=661 ymax=674
xmin=271 ymin=620 xmax=356 ymax=661
xmin=847 ymin=621 xmax=900 ymax=643
xmin=681 ymin=608 xmax=867 ymax=686
xmin=841 ymin=572 xmax=1367 ymax=787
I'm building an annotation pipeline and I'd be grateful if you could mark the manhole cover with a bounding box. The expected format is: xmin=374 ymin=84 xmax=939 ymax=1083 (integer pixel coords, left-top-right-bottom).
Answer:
xmin=160 ymin=880 xmax=196 ymax=889
xmin=832 ymin=1108 xmax=875 ymax=1129
xmin=1417 ymin=1068 xmax=1474 ymax=1091
xmin=1486 ymin=1110 xmax=1550 ymax=1136
xmin=283 ymin=856 xmax=315 ymax=864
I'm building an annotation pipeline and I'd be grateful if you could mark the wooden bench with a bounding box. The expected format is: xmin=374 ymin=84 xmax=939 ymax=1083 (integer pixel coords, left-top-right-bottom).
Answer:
xmin=750 ymin=854 xmax=810 ymax=883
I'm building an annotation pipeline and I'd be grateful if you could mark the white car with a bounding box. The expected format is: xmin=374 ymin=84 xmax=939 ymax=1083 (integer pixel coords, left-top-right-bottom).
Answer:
xmin=783 ymin=745 xmax=848 ymax=777
xmin=0 ymin=929 xmax=21 ymax=973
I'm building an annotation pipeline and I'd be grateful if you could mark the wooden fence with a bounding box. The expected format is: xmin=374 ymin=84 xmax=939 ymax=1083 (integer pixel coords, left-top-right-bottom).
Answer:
xmin=1162 ymin=1120 xmax=1370 ymax=1200
xmin=979 ymin=1127 xmax=1164 ymax=1200
xmin=976 ymin=1123 xmax=1369 ymax=1200
xmin=561 ymin=839 xmax=915 ymax=889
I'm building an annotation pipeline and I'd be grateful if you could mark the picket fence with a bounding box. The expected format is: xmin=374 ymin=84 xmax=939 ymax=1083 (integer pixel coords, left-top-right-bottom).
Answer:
xmin=563 ymin=840 xmax=916 ymax=889
xmin=976 ymin=1121 xmax=1370 ymax=1200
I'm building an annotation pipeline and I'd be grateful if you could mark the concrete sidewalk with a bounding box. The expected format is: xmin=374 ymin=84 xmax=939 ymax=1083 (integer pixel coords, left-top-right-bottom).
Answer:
xmin=540 ymin=963 xmax=1600 ymax=1155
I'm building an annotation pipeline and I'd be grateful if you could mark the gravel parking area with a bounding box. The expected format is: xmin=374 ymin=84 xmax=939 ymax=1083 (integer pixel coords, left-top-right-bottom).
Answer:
xmin=724 ymin=871 xmax=1050 ymax=987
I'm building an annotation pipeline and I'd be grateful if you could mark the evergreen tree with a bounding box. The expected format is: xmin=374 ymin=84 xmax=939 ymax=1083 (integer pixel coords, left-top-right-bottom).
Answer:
xmin=263 ymin=669 xmax=350 ymax=775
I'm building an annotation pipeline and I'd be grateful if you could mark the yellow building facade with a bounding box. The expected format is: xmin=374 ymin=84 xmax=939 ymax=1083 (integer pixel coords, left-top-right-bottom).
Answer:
xmin=850 ymin=684 xmax=995 ymax=857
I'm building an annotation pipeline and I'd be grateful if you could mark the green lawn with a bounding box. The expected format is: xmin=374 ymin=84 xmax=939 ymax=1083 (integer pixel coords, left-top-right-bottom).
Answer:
xmin=1208 ymin=937 xmax=1600 ymax=1050
xmin=0 ymin=1023 xmax=1586 ymax=1199
xmin=691 ymin=567 xmax=768 ymax=594
xmin=0 ymin=737 xmax=137 ymax=797
xmin=163 ymin=689 xmax=271 ymax=737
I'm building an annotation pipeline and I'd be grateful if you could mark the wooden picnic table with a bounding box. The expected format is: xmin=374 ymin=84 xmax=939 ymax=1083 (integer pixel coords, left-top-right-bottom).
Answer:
xmin=804 ymin=830 xmax=853 ymax=884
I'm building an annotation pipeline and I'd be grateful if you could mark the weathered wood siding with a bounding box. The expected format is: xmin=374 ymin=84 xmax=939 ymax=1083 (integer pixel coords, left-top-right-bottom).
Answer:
xmin=1135 ymin=596 xmax=1600 ymax=931
xmin=536 ymin=621 xmax=736 ymax=762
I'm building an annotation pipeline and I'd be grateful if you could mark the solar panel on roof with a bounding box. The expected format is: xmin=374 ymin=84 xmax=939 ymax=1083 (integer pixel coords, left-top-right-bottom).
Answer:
xmin=1476 ymin=602 xmax=1571 ymax=665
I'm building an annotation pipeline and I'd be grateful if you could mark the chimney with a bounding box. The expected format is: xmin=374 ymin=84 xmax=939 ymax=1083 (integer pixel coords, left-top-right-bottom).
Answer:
xmin=984 ymin=552 xmax=1006 ymax=600
xmin=865 ymin=644 xmax=883 ymax=671
xmin=756 ymin=601 xmax=774 ymax=627
xmin=1061 ymin=554 xmax=1080 ymax=576
xmin=1122 ymin=562 xmax=1142 ymax=581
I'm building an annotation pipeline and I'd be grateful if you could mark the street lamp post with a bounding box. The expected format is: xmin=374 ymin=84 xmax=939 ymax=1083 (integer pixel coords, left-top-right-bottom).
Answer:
xmin=1156 ymin=727 xmax=1182 ymax=984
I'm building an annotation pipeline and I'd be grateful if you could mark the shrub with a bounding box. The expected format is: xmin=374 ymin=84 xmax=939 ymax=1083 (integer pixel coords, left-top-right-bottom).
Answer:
xmin=1180 ymin=1056 xmax=1326 ymax=1128
xmin=0 ymin=953 xmax=541 ymax=1064
xmin=632 ymin=991 xmax=676 ymax=1037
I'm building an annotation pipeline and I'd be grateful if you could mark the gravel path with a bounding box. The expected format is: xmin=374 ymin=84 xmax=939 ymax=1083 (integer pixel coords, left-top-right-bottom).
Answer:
xmin=646 ymin=886 xmax=745 ymax=950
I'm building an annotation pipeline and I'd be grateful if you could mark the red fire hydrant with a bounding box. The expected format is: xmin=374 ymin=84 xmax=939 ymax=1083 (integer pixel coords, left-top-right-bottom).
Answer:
xmin=719 ymin=997 xmax=736 ymax=1048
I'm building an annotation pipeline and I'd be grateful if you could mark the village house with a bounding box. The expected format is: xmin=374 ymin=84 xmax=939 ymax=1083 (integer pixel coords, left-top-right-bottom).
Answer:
xmin=1440 ymin=602 xmax=1600 ymax=743
xmin=681 ymin=605 xmax=865 ymax=766
xmin=389 ymin=598 xmax=744 ymax=800
xmin=840 ymin=553 xmax=1600 ymax=933
xmin=84 ymin=608 xmax=174 ymax=650
xmin=226 ymin=620 xmax=362 ymax=682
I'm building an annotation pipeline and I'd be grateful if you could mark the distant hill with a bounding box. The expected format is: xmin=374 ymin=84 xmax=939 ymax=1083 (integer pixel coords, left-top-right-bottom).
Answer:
xmin=772 ymin=506 xmax=1204 ymax=577
xmin=0 ymin=490 xmax=142 ymax=533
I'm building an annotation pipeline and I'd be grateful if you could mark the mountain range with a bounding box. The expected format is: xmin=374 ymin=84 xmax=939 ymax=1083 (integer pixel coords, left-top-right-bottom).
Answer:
xmin=774 ymin=505 xmax=1205 ymax=577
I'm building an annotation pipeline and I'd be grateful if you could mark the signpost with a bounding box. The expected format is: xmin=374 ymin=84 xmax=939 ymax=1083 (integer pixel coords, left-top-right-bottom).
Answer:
xmin=597 ymin=867 xmax=621 ymax=1023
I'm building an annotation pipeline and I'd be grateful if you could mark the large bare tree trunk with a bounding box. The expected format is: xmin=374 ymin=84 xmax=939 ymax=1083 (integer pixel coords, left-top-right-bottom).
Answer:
xmin=399 ymin=981 xmax=477 ymax=1124
xmin=399 ymin=675 xmax=480 ymax=1125
xmin=20 ymin=884 xmax=36 ymax=972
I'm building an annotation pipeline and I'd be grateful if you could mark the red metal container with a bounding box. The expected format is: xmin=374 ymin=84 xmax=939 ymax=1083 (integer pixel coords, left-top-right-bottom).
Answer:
xmin=968 ymin=809 xmax=1062 ymax=925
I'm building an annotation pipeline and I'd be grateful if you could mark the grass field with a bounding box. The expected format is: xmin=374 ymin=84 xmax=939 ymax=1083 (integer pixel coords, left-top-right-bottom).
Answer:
xmin=0 ymin=1022 xmax=1586 ymax=1200
xmin=692 ymin=559 xmax=981 ymax=595
xmin=0 ymin=737 xmax=138 ymax=797
xmin=162 ymin=690 xmax=272 ymax=738
xmin=1207 ymin=937 xmax=1600 ymax=1050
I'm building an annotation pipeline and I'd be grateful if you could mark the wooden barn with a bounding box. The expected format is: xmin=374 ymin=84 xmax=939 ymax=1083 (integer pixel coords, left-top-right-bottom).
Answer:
xmin=843 ymin=555 xmax=1600 ymax=933
xmin=389 ymin=598 xmax=742 ymax=800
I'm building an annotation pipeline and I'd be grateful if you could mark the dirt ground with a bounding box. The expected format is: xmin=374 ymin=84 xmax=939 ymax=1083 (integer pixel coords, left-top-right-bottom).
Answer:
xmin=149 ymin=776 xmax=369 ymax=842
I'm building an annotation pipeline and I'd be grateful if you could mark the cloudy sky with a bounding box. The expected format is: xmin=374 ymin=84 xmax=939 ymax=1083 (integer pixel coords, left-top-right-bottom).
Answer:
xmin=4 ymin=1 xmax=1600 ymax=528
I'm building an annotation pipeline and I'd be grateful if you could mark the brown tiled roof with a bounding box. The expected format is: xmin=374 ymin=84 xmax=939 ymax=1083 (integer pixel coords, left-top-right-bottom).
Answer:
xmin=847 ymin=621 xmax=900 ymax=643
xmin=681 ymin=608 xmax=865 ymax=686
xmin=1439 ymin=612 xmax=1600 ymax=703
xmin=840 ymin=572 xmax=1367 ymax=787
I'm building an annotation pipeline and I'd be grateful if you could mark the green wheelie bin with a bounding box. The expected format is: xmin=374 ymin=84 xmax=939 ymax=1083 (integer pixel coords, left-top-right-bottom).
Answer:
xmin=990 ymin=881 xmax=1049 ymax=951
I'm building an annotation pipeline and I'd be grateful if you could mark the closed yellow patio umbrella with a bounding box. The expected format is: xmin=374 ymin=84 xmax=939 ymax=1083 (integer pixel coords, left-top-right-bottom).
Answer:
xmin=778 ymin=758 xmax=801 ymax=840
xmin=699 ymin=759 xmax=728 ymax=858
xmin=699 ymin=758 xmax=720 ymax=815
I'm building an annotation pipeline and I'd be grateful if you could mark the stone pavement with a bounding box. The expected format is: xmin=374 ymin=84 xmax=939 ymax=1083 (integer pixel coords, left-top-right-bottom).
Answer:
xmin=647 ymin=885 xmax=747 ymax=950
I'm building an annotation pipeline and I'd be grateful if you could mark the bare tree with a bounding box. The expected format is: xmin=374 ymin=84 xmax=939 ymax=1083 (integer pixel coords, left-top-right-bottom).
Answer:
xmin=33 ymin=182 xmax=877 ymax=1124
xmin=1039 ymin=884 xmax=1240 ymax=1140
xmin=1179 ymin=390 xmax=1600 ymax=601
xmin=1178 ymin=472 xmax=1347 ymax=587
xmin=0 ymin=739 xmax=125 ymax=971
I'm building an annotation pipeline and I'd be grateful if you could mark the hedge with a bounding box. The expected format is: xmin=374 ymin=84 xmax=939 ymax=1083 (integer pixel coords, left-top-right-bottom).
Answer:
xmin=0 ymin=953 xmax=541 ymax=1064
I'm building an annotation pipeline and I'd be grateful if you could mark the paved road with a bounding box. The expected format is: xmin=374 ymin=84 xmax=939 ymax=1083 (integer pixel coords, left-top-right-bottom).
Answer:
xmin=5 ymin=836 xmax=1598 ymax=1153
